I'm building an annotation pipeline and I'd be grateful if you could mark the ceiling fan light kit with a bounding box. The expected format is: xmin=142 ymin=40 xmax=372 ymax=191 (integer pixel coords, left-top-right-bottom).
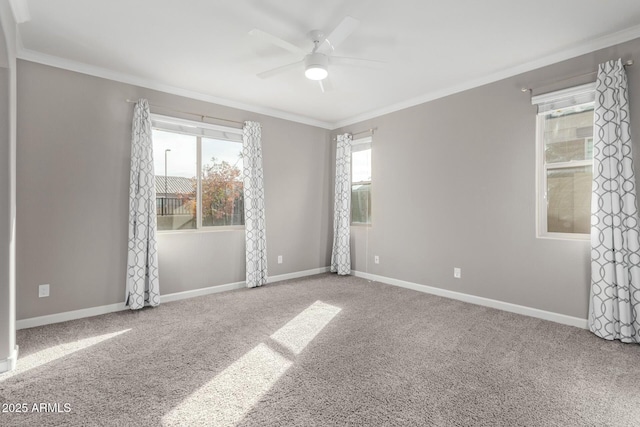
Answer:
xmin=304 ymin=53 xmax=329 ymax=80
xmin=251 ymin=15 xmax=382 ymax=90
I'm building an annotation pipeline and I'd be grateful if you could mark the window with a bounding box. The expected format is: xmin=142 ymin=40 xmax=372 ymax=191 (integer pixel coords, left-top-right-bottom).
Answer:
xmin=533 ymin=83 xmax=595 ymax=239
xmin=351 ymin=136 xmax=372 ymax=224
xmin=151 ymin=114 xmax=244 ymax=231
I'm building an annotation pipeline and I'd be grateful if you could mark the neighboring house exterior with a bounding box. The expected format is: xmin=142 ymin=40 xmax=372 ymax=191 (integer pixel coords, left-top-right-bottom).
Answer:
xmin=154 ymin=175 xmax=196 ymax=230
xmin=154 ymin=175 xmax=244 ymax=229
xmin=156 ymin=175 xmax=194 ymax=220
xmin=155 ymin=175 xmax=195 ymax=200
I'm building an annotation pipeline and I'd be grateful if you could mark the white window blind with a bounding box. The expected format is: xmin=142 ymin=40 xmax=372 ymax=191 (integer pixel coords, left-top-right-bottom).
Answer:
xmin=531 ymin=82 xmax=596 ymax=114
xmin=151 ymin=114 xmax=242 ymax=142
xmin=351 ymin=135 xmax=372 ymax=152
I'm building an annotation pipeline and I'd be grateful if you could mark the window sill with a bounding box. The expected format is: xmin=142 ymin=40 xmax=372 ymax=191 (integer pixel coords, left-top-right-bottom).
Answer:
xmin=158 ymin=226 xmax=245 ymax=235
xmin=536 ymin=232 xmax=589 ymax=241
xmin=351 ymin=223 xmax=372 ymax=228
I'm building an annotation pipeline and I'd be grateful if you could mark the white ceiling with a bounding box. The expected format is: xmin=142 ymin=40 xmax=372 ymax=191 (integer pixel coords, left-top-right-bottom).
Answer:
xmin=11 ymin=0 xmax=640 ymax=128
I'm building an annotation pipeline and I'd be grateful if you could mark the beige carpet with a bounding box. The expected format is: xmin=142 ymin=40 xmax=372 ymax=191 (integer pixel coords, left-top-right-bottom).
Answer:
xmin=1 ymin=274 xmax=639 ymax=426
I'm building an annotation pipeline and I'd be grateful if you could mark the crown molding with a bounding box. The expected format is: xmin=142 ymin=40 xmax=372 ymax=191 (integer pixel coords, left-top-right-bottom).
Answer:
xmin=332 ymin=24 xmax=640 ymax=129
xmin=0 ymin=0 xmax=17 ymax=64
xmin=16 ymin=47 xmax=334 ymax=130
xmin=14 ymin=22 xmax=640 ymax=131
xmin=8 ymin=0 xmax=30 ymax=24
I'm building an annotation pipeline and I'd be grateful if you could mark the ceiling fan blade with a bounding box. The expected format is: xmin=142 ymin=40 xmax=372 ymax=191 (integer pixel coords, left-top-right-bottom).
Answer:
xmin=318 ymin=78 xmax=334 ymax=93
xmin=257 ymin=60 xmax=303 ymax=79
xmin=319 ymin=16 xmax=360 ymax=53
xmin=329 ymin=56 xmax=386 ymax=69
xmin=249 ymin=29 xmax=306 ymax=56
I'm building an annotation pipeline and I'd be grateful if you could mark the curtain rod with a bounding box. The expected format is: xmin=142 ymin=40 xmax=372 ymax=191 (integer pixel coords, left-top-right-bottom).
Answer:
xmin=332 ymin=128 xmax=377 ymax=141
xmin=521 ymin=59 xmax=634 ymax=93
xmin=125 ymin=99 xmax=244 ymax=126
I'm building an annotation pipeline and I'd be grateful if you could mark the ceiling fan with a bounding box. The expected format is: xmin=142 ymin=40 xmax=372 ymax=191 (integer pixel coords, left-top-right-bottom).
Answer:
xmin=249 ymin=16 xmax=383 ymax=92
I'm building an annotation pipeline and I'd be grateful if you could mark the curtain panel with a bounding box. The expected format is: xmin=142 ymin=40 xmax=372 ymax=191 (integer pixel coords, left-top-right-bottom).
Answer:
xmin=243 ymin=121 xmax=268 ymax=288
xmin=331 ymin=133 xmax=352 ymax=275
xmin=125 ymin=99 xmax=160 ymax=309
xmin=589 ymin=58 xmax=640 ymax=344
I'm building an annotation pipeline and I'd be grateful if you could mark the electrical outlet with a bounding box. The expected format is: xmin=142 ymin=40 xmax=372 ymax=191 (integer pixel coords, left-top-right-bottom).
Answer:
xmin=277 ymin=255 xmax=283 ymax=264
xmin=39 ymin=284 xmax=50 ymax=298
xmin=454 ymin=268 xmax=461 ymax=279
xmin=374 ymin=255 xmax=379 ymax=264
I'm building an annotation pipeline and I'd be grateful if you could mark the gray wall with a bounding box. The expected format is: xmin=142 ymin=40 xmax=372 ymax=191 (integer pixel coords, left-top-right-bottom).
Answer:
xmin=16 ymin=37 xmax=640 ymax=322
xmin=337 ymin=37 xmax=640 ymax=319
xmin=16 ymin=60 xmax=332 ymax=320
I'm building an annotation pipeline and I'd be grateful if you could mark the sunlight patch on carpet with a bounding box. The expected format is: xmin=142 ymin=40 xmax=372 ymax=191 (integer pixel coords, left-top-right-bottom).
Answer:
xmin=0 ymin=329 xmax=131 ymax=382
xmin=162 ymin=300 xmax=341 ymax=426
xmin=162 ymin=343 xmax=292 ymax=427
xmin=270 ymin=300 xmax=341 ymax=354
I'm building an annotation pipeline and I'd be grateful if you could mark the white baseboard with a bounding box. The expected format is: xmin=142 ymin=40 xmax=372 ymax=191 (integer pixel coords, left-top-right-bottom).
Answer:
xmin=159 ymin=281 xmax=246 ymax=304
xmin=16 ymin=301 xmax=129 ymax=330
xmin=16 ymin=267 xmax=331 ymax=330
xmin=0 ymin=345 xmax=19 ymax=374
xmin=352 ymin=270 xmax=588 ymax=329
xmin=269 ymin=267 xmax=331 ymax=283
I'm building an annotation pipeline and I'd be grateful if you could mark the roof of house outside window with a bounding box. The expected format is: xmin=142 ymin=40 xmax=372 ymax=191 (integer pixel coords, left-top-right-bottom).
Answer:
xmin=155 ymin=176 xmax=195 ymax=195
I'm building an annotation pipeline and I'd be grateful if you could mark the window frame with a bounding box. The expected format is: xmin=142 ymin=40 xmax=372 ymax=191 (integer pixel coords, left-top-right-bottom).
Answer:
xmin=533 ymin=84 xmax=595 ymax=241
xmin=351 ymin=136 xmax=372 ymax=226
xmin=151 ymin=114 xmax=245 ymax=233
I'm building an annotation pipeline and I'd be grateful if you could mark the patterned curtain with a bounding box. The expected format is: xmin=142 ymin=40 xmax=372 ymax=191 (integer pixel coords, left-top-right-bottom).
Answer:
xmin=589 ymin=59 xmax=640 ymax=344
xmin=331 ymin=133 xmax=352 ymax=275
xmin=243 ymin=121 xmax=268 ymax=288
xmin=125 ymin=99 xmax=160 ymax=309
